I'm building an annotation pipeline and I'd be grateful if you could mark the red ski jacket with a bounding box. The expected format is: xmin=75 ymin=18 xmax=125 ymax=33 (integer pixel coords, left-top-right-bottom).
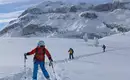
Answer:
xmin=27 ymin=46 xmax=52 ymax=61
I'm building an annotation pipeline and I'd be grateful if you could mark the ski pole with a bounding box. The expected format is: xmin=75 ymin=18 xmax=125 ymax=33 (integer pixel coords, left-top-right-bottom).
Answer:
xmin=24 ymin=54 xmax=27 ymax=80
xmin=51 ymin=63 xmax=57 ymax=80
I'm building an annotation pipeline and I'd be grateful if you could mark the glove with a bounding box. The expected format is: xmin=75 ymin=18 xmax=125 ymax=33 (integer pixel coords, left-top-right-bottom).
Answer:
xmin=24 ymin=53 xmax=28 ymax=60
xmin=49 ymin=60 xmax=53 ymax=66
xmin=49 ymin=58 xmax=53 ymax=66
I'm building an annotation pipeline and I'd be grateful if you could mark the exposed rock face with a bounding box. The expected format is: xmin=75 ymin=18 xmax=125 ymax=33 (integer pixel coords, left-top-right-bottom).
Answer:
xmin=80 ymin=12 xmax=98 ymax=19
xmin=21 ymin=24 xmax=58 ymax=36
xmin=93 ymin=2 xmax=130 ymax=11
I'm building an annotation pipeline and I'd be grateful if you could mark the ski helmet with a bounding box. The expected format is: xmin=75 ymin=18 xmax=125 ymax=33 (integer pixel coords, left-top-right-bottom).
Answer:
xmin=37 ymin=40 xmax=45 ymax=47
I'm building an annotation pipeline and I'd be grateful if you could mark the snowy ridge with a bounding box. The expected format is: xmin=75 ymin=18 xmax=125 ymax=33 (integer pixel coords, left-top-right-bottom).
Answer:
xmin=113 ymin=0 xmax=130 ymax=2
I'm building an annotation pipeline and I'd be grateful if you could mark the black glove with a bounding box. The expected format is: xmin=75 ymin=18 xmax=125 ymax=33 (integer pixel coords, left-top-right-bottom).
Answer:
xmin=24 ymin=53 xmax=28 ymax=60
xmin=49 ymin=58 xmax=53 ymax=66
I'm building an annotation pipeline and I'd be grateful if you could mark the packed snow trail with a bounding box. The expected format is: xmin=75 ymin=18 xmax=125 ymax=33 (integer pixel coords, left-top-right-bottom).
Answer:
xmin=49 ymin=45 xmax=130 ymax=64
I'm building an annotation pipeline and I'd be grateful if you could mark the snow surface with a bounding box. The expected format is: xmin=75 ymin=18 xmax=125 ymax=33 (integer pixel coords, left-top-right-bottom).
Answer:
xmin=0 ymin=32 xmax=130 ymax=80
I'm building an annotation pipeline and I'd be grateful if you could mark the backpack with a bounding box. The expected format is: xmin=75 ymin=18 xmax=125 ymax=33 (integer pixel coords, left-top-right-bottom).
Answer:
xmin=103 ymin=45 xmax=106 ymax=49
xmin=69 ymin=48 xmax=74 ymax=54
xmin=34 ymin=47 xmax=46 ymax=61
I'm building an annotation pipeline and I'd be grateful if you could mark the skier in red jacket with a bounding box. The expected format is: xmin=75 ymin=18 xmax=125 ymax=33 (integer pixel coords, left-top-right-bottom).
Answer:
xmin=24 ymin=40 xmax=53 ymax=80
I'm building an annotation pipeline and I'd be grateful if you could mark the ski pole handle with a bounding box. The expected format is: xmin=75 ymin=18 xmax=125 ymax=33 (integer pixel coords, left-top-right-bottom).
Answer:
xmin=24 ymin=53 xmax=27 ymax=60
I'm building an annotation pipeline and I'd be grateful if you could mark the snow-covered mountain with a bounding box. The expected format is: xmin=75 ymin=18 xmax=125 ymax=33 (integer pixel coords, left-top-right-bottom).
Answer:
xmin=1 ymin=1 xmax=130 ymax=38
xmin=113 ymin=0 xmax=130 ymax=2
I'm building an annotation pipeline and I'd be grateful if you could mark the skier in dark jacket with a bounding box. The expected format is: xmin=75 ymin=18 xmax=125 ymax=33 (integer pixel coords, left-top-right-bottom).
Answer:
xmin=68 ymin=48 xmax=74 ymax=59
xmin=24 ymin=40 xmax=53 ymax=80
xmin=102 ymin=44 xmax=106 ymax=52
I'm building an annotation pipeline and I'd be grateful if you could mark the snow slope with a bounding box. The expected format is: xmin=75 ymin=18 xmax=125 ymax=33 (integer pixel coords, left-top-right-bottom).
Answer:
xmin=0 ymin=32 xmax=130 ymax=80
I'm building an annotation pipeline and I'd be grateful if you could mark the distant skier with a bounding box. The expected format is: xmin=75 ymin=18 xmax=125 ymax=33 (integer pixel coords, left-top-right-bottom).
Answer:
xmin=68 ymin=48 xmax=74 ymax=59
xmin=102 ymin=44 xmax=106 ymax=52
xmin=24 ymin=40 xmax=53 ymax=80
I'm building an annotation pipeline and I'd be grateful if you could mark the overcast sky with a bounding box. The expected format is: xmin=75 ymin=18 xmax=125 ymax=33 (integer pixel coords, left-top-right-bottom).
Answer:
xmin=0 ymin=0 xmax=113 ymax=29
